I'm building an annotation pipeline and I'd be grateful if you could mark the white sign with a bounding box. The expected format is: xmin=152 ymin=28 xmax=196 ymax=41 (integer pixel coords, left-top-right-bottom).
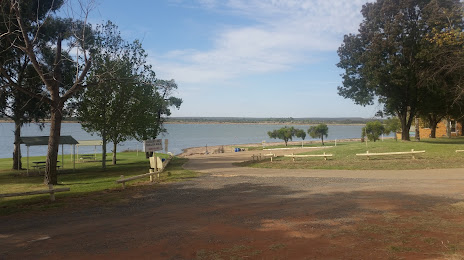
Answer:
xmin=143 ymin=139 xmax=163 ymax=152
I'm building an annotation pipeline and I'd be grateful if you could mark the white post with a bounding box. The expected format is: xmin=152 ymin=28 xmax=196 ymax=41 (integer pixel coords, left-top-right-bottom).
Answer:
xmin=61 ymin=144 xmax=64 ymax=169
xmin=27 ymin=146 xmax=29 ymax=174
xmin=77 ymin=145 xmax=79 ymax=162
xmin=365 ymin=128 xmax=368 ymax=148
xmin=335 ymin=139 xmax=337 ymax=147
xmin=73 ymin=145 xmax=76 ymax=172
xmin=94 ymin=145 xmax=97 ymax=160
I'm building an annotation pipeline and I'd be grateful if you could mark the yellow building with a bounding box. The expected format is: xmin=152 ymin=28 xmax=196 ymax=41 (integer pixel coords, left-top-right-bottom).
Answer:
xmin=418 ymin=119 xmax=462 ymax=139
xmin=395 ymin=119 xmax=462 ymax=139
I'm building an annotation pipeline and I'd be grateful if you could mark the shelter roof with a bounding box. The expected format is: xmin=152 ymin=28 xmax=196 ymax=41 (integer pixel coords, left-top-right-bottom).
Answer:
xmin=77 ymin=140 xmax=103 ymax=146
xmin=19 ymin=136 xmax=78 ymax=146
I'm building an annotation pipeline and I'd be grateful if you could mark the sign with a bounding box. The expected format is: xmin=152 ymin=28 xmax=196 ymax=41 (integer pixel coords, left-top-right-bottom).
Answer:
xmin=143 ymin=139 xmax=163 ymax=152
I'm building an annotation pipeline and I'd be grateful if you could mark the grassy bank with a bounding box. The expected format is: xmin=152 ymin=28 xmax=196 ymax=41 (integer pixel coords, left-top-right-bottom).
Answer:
xmin=0 ymin=152 xmax=198 ymax=215
xmin=239 ymin=137 xmax=464 ymax=170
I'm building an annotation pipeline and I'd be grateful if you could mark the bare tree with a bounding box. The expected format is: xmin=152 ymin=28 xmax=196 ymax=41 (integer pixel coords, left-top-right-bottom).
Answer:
xmin=1 ymin=0 xmax=94 ymax=184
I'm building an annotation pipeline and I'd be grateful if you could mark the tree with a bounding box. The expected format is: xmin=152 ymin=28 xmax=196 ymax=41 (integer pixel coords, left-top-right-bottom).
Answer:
xmin=362 ymin=121 xmax=385 ymax=142
xmin=337 ymin=0 xmax=463 ymax=141
xmin=0 ymin=0 xmax=61 ymax=170
xmin=78 ymin=22 xmax=182 ymax=167
xmin=384 ymin=117 xmax=401 ymax=140
xmin=295 ymin=129 xmax=306 ymax=147
xmin=267 ymin=127 xmax=296 ymax=146
xmin=308 ymin=124 xmax=328 ymax=145
xmin=1 ymin=0 xmax=94 ymax=184
xmin=0 ymin=59 xmax=49 ymax=170
xmin=295 ymin=129 xmax=306 ymax=140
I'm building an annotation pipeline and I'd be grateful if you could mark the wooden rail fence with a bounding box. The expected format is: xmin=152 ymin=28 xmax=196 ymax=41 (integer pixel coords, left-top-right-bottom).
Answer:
xmin=0 ymin=184 xmax=70 ymax=201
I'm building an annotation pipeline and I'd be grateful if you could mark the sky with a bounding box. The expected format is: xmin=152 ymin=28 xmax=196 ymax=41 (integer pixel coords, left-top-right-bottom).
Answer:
xmin=67 ymin=0 xmax=381 ymax=118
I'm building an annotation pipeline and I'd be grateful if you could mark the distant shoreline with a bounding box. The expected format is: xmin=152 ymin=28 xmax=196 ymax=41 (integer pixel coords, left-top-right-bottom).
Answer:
xmin=0 ymin=120 xmax=366 ymax=126
xmin=165 ymin=121 xmax=365 ymax=126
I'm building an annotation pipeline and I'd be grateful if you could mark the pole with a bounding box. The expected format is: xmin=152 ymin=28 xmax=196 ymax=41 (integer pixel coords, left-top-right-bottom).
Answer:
xmin=73 ymin=144 xmax=76 ymax=172
xmin=27 ymin=146 xmax=29 ymax=174
xmin=61 ymin=144 xmax=64 ymax=169
xmin=365 ymin=128 xmax=368 ymax=148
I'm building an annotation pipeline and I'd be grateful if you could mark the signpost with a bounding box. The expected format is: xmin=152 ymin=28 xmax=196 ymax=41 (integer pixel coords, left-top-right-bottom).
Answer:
xmin=143 ymin=139 xmax=163 ymax=152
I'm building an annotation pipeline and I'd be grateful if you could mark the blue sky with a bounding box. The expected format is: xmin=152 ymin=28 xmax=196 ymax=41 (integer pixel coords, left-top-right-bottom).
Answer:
xmin=70 ymin=0 xmax=380 ymax=118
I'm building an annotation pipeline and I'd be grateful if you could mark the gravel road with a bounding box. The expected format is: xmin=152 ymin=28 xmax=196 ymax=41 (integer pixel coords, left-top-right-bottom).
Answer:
xmin=1 ymin=147 xmax=464 ymax=259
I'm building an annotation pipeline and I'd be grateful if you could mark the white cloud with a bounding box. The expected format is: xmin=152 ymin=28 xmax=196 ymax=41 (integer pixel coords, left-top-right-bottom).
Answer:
xmin=154 ymin=0 xmax=371 ymax=84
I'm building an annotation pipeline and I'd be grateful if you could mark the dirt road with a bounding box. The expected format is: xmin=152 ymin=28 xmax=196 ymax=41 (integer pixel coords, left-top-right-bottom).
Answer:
xmin=1 ymin=148 xmax=464 ymax=259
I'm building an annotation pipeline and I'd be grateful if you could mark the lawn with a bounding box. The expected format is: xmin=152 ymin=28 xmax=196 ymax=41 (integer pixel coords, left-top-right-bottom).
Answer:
xmin=239 ymin=137 xmax=464 ymax=170
xmin=0 ymin=152 xmax=198 ymax=215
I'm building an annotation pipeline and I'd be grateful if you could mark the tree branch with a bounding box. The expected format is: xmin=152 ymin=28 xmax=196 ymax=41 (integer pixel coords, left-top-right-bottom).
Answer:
xmin=0 ymin=66 xmax=52 ymax=106
xmin=12 ymin=2 xmax=53 ymax=91
xmin=61 ymin=58 xmax=91 ymax=102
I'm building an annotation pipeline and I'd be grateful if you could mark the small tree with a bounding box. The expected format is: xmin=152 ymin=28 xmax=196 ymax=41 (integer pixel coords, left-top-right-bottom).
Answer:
xmin=362 ymin=121 xmax=385 ymax=142
xmin=384 ymin=117 xmax=401 ymax=141
xmin=294 ymin=129 xmax=306 ymax=147
xmin=267 ymin=127 xmax=296 ymax=146
xmin=308 ymin=124 xmax=328 ymax=145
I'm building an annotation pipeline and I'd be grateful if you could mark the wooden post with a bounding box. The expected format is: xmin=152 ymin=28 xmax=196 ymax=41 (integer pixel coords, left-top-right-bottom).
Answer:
xmin=270 ymin=156 xmax=273 ymax=162
xmin=292 ymin=153 xmax=295 ymax=162
xmin=412 ymin=149 xmax=415 ymax=159
xmin=49 ymin=184 xmax=55 ymax=201
xmin=323 ymin=152 xmax=327 ymax=161
xmin=367 ymin=151 xmax=369 ymax=160
xmin=27 ymin=146 xmax=29 ymax=174
xmin=120 ymin=175 xmax=125 ymax=189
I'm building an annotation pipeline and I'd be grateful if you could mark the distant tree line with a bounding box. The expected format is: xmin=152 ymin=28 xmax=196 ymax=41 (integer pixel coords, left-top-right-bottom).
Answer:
xmin=169 ymin=117 xmax=374 ymax=125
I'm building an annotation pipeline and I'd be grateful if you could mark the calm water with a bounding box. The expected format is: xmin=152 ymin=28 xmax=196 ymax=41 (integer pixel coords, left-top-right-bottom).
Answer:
xmin=0 ymin=122 xmax=376 ymax=158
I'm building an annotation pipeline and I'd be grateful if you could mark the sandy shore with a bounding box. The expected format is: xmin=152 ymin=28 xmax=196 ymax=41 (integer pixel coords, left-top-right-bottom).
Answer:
xmin=178 ymin=138 xmax=363 ymax=157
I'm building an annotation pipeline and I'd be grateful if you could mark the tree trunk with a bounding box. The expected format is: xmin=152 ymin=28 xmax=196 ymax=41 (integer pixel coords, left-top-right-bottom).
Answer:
xmin=112 ymin=142 xmax=117 ymax=165
xmin=102 ymin=132 xmax=107 ymax=170
xmin=399 ymin=111 xmax=413 ymax=141
xmin=430 ymin=124 xmax=437 ymax=138
xmin=45 ymin=107 xmax=62 ymax=185
xmin=13 ymin=120 xmax=22 ymax=170
xmin=415 ymin=117 xmax=420 ymax=141
xmin=321 ymin=135 xmax=324 ymax=145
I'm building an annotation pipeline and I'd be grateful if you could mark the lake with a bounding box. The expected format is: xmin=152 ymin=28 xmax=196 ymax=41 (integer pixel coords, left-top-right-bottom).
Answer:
xmin=0 ymin=122 xmax=380 ymax=158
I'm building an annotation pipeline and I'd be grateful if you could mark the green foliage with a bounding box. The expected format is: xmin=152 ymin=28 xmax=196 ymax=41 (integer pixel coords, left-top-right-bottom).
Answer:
xmin=267 ymin=127 xmax=298 ymax=146
xmin=362 ymin=121 xmax=385 ymax=142
xmin=384 ymin=117 xmax=401 ymax=136
xmin=336 ymin=0 xmax=464 ymax=141
xmin=308 ymin=124 xmax=329 ymax=145
xmin=294 ymin=129 xmax=306 ymax=140
xmin=78 ymin=21 xmax=182 ymax=166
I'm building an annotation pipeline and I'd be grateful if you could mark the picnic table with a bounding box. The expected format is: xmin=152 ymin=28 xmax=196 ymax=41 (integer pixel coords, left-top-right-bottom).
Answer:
xmin=31 ymin=161 xmax=60 ymax=173
xmin=79 ymin=155 xmax=95 ymax=161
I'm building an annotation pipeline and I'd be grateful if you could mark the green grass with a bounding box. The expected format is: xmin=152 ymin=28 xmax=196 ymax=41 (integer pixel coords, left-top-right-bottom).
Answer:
xmin=0 ymin=152 xmax=199 ymax=215
xmin=238 ymin=137 xmax=464 ymax=170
